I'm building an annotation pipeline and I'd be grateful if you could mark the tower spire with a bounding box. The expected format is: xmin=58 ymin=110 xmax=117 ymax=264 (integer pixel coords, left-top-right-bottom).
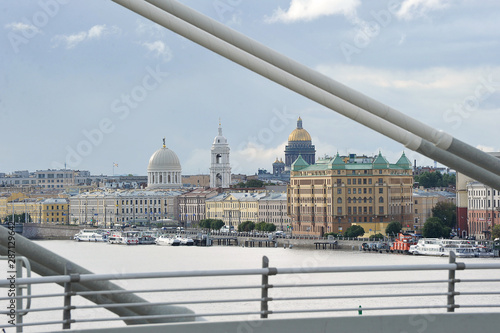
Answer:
xmin=163 ymin=137 xmax=166 ymax=148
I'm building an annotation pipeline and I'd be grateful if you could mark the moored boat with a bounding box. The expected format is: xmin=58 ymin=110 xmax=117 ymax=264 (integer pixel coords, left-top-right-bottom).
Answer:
xmin=122 ymin=231 xmax=140 ymax=245
xmin=390 ymin=233 xmax=419 ymax=254
xmin=74 ymin=229 xmax=108 ymax=242
xmin=409 ymin=238 xmax=475 ymax=257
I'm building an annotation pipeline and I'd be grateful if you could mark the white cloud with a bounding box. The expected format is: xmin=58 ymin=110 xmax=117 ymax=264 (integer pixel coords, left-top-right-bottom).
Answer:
xmin=142 ymin=40 xmax=173 ymax=62
xmin=5 ymin=22 xmax=40 ymax=34
xmin=396 ymin=0 xmax=451 ymax=21
xmin=232 ymin=141 xmax=288 ymax=174
xmin=476 ymin=145 xmax=497 ymax=153
xmin=266 ymin=0 xmax=360 ymax=23
xmin=316 ymin=64 xmax=500 ymax=92
xmin=51 ymin=24 xmax=120 ymax=49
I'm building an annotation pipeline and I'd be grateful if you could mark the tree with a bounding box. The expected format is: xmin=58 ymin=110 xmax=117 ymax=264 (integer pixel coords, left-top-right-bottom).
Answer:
xmin=385 ymin=221 xmax=402 ymax=237
xmin=210 ymin=219 xmax=224 ymax=230
xmin=238 ymin=221 xmax=255 ymax=232
xmin=369 ymin=233 xmax=384 ymax=240
xmin=492 ymin=225 xmax=500 ymax=240
xmin=344 ymin=225 xmax=365 ymax=238
xmin=4 ymin=213 xmax=31 ymax=223
xmin=432 ymin=201 xmax=456 ymax=229
xmin=246 ymin=179 xmax=264 ymax=188
xmin=423 ymin=217 xmax=451 ymax=238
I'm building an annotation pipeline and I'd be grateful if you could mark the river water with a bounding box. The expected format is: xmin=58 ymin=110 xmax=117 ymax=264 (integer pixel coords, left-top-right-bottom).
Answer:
xmin=13 ymin=240 xmax=500 ymax=331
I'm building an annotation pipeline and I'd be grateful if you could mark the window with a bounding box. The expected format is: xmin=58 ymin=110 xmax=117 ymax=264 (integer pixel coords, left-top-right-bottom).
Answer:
xmin=337 ymin=188 xmax=342 ymax=194
xmin=337 ymin=198 xmax=342 ymax=204
xmin=379 ymin=207 xmax=384 ymax=214
xmin=347 ymin=179 xmax=351 ymax=185
xmin=348 ymin=188 xmax=351 ymax=194
xmin=337 ymin=207 xmax=342 ymax=215
xmin=379 ymin=197 xmax=384 ymax=203
xmin=379 ymin=188 xmax=383 ymax=194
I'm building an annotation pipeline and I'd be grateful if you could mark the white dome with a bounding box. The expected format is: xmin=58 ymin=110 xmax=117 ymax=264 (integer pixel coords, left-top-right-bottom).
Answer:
xmin=147 ymin=147 xmax=181 ymax=172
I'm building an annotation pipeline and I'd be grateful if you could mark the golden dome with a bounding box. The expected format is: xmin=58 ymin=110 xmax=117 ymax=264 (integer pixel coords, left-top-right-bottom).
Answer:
xmin=288 ymin=117 xmax=311 ymax=142
xmin=288 ymin=129 xmax=311 ymax=141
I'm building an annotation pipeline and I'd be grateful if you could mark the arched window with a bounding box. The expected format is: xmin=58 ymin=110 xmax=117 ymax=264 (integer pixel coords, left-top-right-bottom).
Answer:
xmin=347 ymin=197 xmax=351 ymax=204
xmin=379 ymin=197 xmax=384 ymax=203
xmin=337 ymin=198 xmax=342 ymax=204
xmin=364 ymin=198 xmax=367 ymax=203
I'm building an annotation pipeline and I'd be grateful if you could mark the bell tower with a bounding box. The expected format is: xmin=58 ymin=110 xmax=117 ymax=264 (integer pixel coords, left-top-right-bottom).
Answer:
xmin=210 ymin=121 xmax=231 ymax=188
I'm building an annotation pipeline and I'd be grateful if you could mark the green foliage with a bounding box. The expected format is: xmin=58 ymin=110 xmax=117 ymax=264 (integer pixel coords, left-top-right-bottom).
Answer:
xmin=234 ymin=179 xmax=264 ymax=188
xmin=344 ymin=225 xmax=365 ymax=238
xmin=369 ymin=233 xmax=384 ymax=240
xmin=254 ymin=222 xmax=276 ymax=232
xmin=3 ymin=213 xmax=31 ymax=223
xmin=423 ymin=217 xmax=451 ymax=238
xmin=199 ymin=219 xmax=224 ymax=230
xmin=414 ymin=171 xmax=456 ymax=188
xmin=211 ymin=219 xmax=225 ymax=230
xmin=238 ymin=221 xmax=256 ymax=232
xmin=431 ymin=201 xmax=456 ymax=229
xmin=492 ymin=224 xmax=500 ymax=240
xmin=385 ymin=221 xmax=402 ymax=236
xmin=324 ymin=232 xmax=341 ymax=238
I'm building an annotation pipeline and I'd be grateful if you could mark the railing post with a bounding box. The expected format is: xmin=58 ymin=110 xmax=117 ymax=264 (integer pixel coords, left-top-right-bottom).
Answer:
xmin=63 ymin=263 xmax=79 ymax=329
xmin=447 ymin=251 xmax=456 ymax=312
xmin=261 ymin=256 xmax=269 ymax=318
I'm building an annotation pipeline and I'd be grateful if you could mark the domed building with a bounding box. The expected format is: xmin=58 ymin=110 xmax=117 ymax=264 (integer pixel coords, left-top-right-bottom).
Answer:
xmin=285 ymin=117 xmax=316 ymax=169
xmin=147 ymin=138 xmax=182 ymax=189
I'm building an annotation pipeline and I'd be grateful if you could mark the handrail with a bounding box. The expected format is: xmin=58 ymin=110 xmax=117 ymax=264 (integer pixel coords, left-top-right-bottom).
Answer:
xmin=1 ymin=254 xmax=500 ymax=331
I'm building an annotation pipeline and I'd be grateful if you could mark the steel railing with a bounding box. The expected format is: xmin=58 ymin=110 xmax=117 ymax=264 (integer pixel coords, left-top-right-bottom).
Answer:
xmin=1 ymin=252 xmax=500 ymax=332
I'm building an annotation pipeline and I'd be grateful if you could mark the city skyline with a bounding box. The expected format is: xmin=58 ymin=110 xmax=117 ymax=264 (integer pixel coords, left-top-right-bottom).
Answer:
xmin=2 ymin=1 xmax=499 ymax=176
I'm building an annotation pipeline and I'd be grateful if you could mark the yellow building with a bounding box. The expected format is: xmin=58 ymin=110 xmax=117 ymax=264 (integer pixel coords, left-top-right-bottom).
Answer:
xmin=41 ymin=198 xmax=70 ymax=224
xmin=287 ymin=152 xmax=414 ymax=237
xmin=206 ymin=192 xmax=267 ymax=227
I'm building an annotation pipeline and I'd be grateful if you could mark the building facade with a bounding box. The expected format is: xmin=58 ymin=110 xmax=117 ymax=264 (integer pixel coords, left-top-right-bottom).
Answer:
xmin=69 ymin=190 xmax=183 ymax=226
xmin=287 ymin=152 xmax=414 ymax=237
xmin=467 ymin=182 xmax=500 ymax=240
xmin=412 ymin=189 xmax=456 ymax=232
xmin=258 ymin=192 xmax=291 ymax=231
xmin=178 ymin=188 xmax=220 ymax=227
xmin=209 ymin=122 xmax=231 ymax=188
xmin=206 ymin=192 xmax=267 ymax=227
xmin=41 ymin=198 xmax=70 ymax=224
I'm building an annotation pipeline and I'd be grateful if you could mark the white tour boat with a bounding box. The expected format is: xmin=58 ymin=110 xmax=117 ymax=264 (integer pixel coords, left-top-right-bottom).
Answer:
xmin=121 ymin=231 xmax=140 ymax=245
xmin=409 ymin=238 xmax=476 ymax=257
xmin=74 ymin=229 xmax=107 ymax=242
xmin=155 ymin=234 xmax=181 ymax=246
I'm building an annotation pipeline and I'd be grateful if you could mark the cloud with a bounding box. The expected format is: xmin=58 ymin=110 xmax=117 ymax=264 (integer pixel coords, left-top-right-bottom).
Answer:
xmin=395 ymin=0 xmax=451 ymax=21
xmin=51 ymin=24 xmax=120 ymax=49
xmin=232 ymin=141 xmax=288 ymax=174
xmin=142 ymin=40 xmax=173 ymax=62
xmin=5 ymin=22 xmax=40 ymax=34
xmin=266 ymin=0 xmax=361 ymax=23
xmin=476 ymin=145 xmax=497 ymax=153
xmin=315 ymin=64 xmax=500 ymax=92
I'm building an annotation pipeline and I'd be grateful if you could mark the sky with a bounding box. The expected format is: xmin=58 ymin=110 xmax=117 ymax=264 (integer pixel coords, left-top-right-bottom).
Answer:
xmin=1 ymin=0 xmax=499 ymax=177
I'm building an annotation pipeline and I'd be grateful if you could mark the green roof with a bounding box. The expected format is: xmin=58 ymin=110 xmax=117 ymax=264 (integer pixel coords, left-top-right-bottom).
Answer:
xmin=291 ymin=155 xmax=309 ymax=171
xmin=372 ymin=152 xmax=389 ymax=169
xmin=328 ymin=153 xmax=346 ymax=170
xmin=396 ymin=152 xmax=412 ymax=169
